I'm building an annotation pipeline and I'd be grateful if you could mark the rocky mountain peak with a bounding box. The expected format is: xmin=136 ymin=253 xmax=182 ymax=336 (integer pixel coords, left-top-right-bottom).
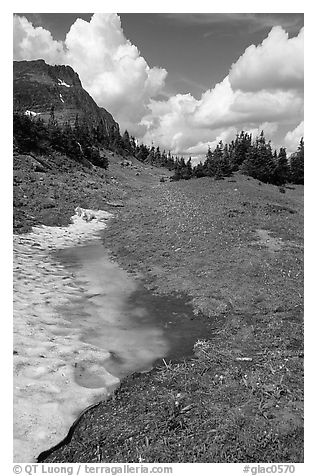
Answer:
xmin=14 ymin=59 xmax=82 ymax=88
xmin=13 ymin=59 xmax=119 ymax=135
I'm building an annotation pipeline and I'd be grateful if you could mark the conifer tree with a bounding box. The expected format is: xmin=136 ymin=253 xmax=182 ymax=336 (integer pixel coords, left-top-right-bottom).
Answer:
xmin=240 ymin=131 xmax=275 ymax=183
xmin=290 ymin=138 xmax=304 ymax=184
xmin=274 ymin=147 xmax=290 ymax=185
xmin=155 ymin=146 xmax=162 ymax=165
xmin=122 ymin=130 xmax=132 ymax=152
xmin=230 ymin=131 xmax=252 ymax=170
xmin=204 ymin=141 xmax=232 ymax=178
xmin=193 ymin=162 xmax=205 ymax=178
xmin=136 ymin=143 xmax=150 ymax=162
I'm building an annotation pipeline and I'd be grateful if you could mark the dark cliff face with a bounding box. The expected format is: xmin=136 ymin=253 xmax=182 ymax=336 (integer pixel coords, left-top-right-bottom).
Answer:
xmin=13 ymin=60 xmax=119 ymax=135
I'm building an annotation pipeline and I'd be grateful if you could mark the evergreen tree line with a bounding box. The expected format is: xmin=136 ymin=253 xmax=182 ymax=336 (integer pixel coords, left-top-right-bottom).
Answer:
xmin=13 ymin=111 xmax=304 ymax=185
xmin=13 ymin=108 xmax=134 ymax=169
xmin=134 ymin=143 xmax=177 ymax=169
xmin=13 ymin=111 xmax=181 ymax=173
xmin=120 ymin=130 xmax=195 ymax=177
xmin=170 ymin=131 xmax=304 ymax=185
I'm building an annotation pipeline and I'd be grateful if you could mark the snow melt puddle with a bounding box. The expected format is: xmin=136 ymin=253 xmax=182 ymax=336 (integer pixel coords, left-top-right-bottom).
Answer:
xmin=52 ymin=241 xmax=212 ymax=381
xmin=53 ymin=242 xmax=169 ymax=381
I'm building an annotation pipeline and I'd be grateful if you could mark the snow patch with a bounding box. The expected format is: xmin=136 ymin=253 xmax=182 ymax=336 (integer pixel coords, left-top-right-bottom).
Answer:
xmin=59 ymin=93 xmax=64 ymax=104
xmin=24 ymin=110 xmax=38 ymax=117
xmin=58 ymin=78 xmax=71 ymax=88
xmin=13 ymin=208 xmax=120 ymax=462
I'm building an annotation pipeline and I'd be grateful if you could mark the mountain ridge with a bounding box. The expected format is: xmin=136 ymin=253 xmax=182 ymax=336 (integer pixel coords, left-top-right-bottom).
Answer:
xmin=13 ymin=59 xmax=119 ymax=136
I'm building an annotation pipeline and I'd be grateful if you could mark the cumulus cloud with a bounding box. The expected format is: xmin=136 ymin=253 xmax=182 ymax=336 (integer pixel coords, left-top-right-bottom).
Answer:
xmin=142 ymin=26 xmax=304 ymax=157
xmin=229 ymin=26 xmax=304 ymax=92
xmin=13 ymin=15 xmax=66 ymax=64
xmin=13 ymin=15 xmax=303 ymax=157
xmin=192 ymin=77 xmax=303 ymax=129
xmin=142 ymin=77 xmax=303 ymax=155
xmin=64 ymin=14 xmax=167 ymax=132
xmin=13 ymin=13 xmax=167 ymax=134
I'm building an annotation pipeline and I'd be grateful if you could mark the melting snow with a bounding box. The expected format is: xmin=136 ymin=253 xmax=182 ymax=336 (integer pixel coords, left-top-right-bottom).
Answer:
xmin=58 ymin=78 xmax=71 ymax=88
xmin=13 ymin=209 xmax=120 ymax=462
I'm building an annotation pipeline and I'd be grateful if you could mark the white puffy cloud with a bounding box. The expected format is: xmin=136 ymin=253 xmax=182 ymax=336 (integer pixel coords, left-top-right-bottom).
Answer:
xmin=141 ymin=94 xmax=201 ymax=153
xmin=229 ymin=26 xmax=304 ymax=92
xmin=13 ymin=14 xmax=167 ymax=134
xmin=192 ymin=77 xmax=303 ymax=129
xmin=142 ymin=26 xmax=304 ymax=157
xmin=13 ymin=15 xmax=66 ymax=64
xmin=284 ymin=121 xmax=304 ymax=154
xmin=142 ymin=76 xmax=303 ymax=156
xmin=13 ymin=16 xmax=303 ymax=157
xmin=64 ymin=14 xmax=167 ymax=132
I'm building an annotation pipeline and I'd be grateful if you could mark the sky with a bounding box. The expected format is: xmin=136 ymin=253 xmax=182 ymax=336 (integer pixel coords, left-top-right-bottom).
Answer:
xmin=13 ymin=12 xmax=304 ymax=159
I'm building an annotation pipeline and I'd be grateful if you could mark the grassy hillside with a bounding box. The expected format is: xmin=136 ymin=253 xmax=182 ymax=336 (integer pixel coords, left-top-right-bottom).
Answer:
xmin=13 ymin=150 xmax=169 ymax=233
xmin=27 ymin=157 xmax=303 ymax=463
